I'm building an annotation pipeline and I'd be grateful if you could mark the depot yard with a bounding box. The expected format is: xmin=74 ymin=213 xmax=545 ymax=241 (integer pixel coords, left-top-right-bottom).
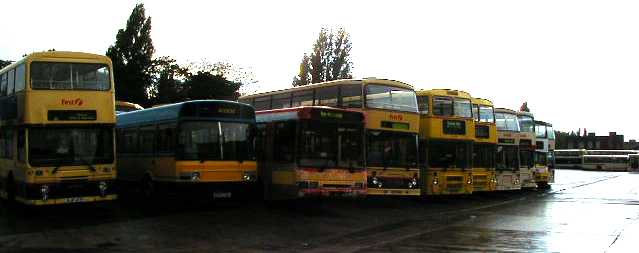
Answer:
xmin=0 ymin=169 xmax=637 ymax=252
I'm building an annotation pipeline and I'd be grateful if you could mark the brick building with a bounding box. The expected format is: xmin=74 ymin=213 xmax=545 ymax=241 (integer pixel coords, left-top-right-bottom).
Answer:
xmin=562 ymin=132 xmax=625 ymax=150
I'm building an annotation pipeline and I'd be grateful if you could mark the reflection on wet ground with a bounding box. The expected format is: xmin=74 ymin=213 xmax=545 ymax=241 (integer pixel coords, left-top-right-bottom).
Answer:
xmin=0 ymin=170 xmax=637 ymax=252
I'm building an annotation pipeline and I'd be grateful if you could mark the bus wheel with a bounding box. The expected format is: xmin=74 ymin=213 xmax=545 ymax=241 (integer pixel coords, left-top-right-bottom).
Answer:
xmin=537 ymin=182 xmax=550 ymax=190
xmin=141 ymin=176 xmax=156 ymax=199
xmin=3 ymin=176 xmax=17 ymax=208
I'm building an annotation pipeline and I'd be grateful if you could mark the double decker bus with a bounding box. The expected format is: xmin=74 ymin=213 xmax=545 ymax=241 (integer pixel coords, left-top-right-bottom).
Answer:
xmin=239 ymin=78 xmax=420 ymax=196
xmin=517 ymin=111 xmax=537 ymax=188
xmin=471 ymin=98 xmax=497 ymax=192
xmin=255 ymin=106 xmax=366 ymax=199
xmin=417 ymin=89 xmax=474 ymax=195
xmin=534 ymin=120 xmax=551 ymax=188
xmin=116 ymin=100 xmax=257 ymax=199
xmin=494 ymin=108 xmax=521 ymax=191
xmin=0 ymin=51 xmax=116 ymax=205
xmin=555 ymin=149 xmax=586 ymax=169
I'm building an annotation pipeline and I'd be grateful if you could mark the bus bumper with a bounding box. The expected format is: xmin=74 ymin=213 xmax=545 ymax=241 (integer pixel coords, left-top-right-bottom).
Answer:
xmin=495 ymin=171 xmax=521 ymax=191
xmin=366 ymin=187 xmax=421 ymax=196
xmin=17 ymin=180 xmax=117 ymax=206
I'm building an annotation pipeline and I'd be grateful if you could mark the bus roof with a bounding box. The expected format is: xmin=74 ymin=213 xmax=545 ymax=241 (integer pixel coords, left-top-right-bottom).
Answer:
xmin=1 ymin=51 xmax=112 ymax=73
xmin=117 ymin=100 xmax=254 ymax=127
xmin=471 ymin=97 xmax=494 ymax=106
xmin=535 ymin=120 xmax=551 ymax=126
xmin=256 ymin=106 xmax=364 ymax=123
xmin=239 ymin=78 xmax=413 ymax=100
xmin=416 ymin=89 xmax=472 ymax=99
xmin=517 ymin=111 xmax=534 ymax=117
xmin=494 ymin=108 xmax=518 ymax=114
xmin=583 ymin=154 xmax=629 ymax=158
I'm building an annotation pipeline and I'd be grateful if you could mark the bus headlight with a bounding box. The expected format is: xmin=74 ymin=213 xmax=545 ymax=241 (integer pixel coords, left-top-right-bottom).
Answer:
xmin=191 ymin=172 xmax=201 ymax=182
xmin=41 ymin=185 xmax=50 ymax=201
xmin=408 ymin=177 xmax=418 ymax=189
xmin=242 ymin=172 xmax=256 ymax=182
xmin=98 ymin=181 xmax=108 ymax=197
xmin=432 ymin=177 xmax=439 ymax=185
xmin=372 ymin=177 xmax=383 ymax=188
xmin=514 ymin=177 xmax=520 ymax=185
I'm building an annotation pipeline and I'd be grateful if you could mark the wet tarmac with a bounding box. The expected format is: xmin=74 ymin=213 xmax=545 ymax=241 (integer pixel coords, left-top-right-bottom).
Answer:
xmin=1 ymin=170 xmax=638 ymax=252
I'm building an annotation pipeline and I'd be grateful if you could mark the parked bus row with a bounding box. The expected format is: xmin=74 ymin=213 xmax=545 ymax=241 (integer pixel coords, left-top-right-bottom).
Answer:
xmin=555 ymin=149 xmax=639 ymax=172
xmin=0 ymin=51 xmax=557 ymax=206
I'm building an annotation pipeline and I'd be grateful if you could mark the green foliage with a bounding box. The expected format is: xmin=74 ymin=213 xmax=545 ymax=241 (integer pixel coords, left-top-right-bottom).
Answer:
xmin=555 ymin=130 xmax=571 ymax=149
xmin=150 ymin=56 xmax=190 ymax=105
xmin=0 ymin=59 xmax=11 ymax=69
xmin=106 ymin=3 xmax=155 ymax=106
xmin=293 ymin=28 xmax=353 ymax=86
xmin=184 ymin=71 xmax=242 ymax=101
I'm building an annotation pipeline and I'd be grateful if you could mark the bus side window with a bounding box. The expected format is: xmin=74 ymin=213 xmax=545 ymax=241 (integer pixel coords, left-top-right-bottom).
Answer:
xmin=139 ymin=125 xmax=156 ymax=154
xmin=157 ymin=124 xmax=176 ymax=153
xmin=472 ymin=104 xmax=480 ymax=121
xmin=0 ymin=73 xmax=7 ymax=96
xmin=274 ymin=121 xmax=295 ymax=163
xmin=17 ymin=129 xmax=25 ymax=162
xmin=272 ymin=93 xmax=292 ymax=109
xmin=7 ymin=69 xmax=15 ymax=95
xmin=14 ymin=64 xmax=25 ymax=93
xmin=123 ymin=129 xmax=139 ymax=154
xmin=340 ymin=84 xmax=362 ymax=108
xmin=417 ymin=96 xmax=429 ymax=114
xmin=315 ymin=86 xmax=338 ymax=106
xmin=254 ymin=96 xmax=271 ymax=111
xmin=292 ymin=90 xmax=313 ymax=107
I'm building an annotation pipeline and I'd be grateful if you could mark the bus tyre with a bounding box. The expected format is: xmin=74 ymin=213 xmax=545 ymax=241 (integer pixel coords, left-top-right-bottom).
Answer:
xmin=3 ymin=176 xmax=17 ymax=208
xmin=141 ymin=176 xmax=156 ymax=200
xmin=537 ymin=182 xmax=550 ymax=190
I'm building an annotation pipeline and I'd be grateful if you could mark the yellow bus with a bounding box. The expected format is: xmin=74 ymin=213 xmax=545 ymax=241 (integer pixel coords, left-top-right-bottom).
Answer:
xmin=471 ymin=98 xmax=497 ymax=192
xmin=116 ymin=100 xmax=144 ymax=113
xmin=255 ymin=106 xmax=366 ymax=199
xmin=534 ymin=120 xmax=551 ymax=188
xmin=0 ymin=51 xmax=117 ymax=205
xmin=239 ymin=78 xmax=420 ymax=196
xmin=116 ymin=100 xmax=258 ymax=199
xmin=416 ymin=89 xmax=474 ymax=195
xmin=494 ymin=108 xmax=522 ymax=190
xmin=517 ymin=111 xmax=537 ymax=188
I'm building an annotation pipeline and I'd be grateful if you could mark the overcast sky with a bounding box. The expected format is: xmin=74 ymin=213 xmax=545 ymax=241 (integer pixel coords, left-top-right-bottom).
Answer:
xmin=2 ymin=0 xmax=639 ymax=140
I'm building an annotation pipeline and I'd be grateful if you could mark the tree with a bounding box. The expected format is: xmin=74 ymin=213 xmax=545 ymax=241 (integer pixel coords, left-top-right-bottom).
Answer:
xmin=292 ymin=54 xmax=310 ymax=86
xmin=293 ymin=28 xmax=353 ymax=86
xmin=0 ymin=59 xmax=11 ymax=69
xmin=106 ymin=3 xmax=155 ymax=106
xmin=184 ymin=71 xmax=242 ymax=101
xmin=149 ymin=56 xmax=189 ymax=105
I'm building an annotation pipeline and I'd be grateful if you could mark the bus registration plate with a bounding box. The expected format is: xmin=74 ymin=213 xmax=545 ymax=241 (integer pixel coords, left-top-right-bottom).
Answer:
xmin=213 ymin=192 xmax=232 ymax=199
xmin=64 ymin=197 xmax=85 ymax=203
